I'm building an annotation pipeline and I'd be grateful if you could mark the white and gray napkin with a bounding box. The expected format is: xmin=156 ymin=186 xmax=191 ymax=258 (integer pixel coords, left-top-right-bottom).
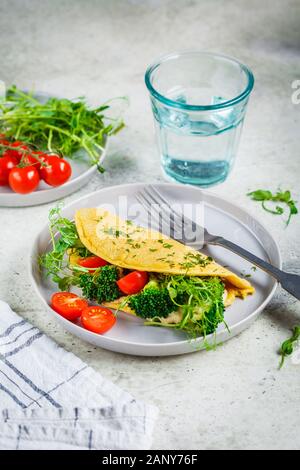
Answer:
xmin=0 ymin=300 xmax=158 ymax=450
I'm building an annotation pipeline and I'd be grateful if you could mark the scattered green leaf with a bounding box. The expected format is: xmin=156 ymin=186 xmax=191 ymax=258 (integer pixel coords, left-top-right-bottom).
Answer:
xmin=279 ymin=326 xmax=300 ymax=369
xmin=247 ymin=189 xmax=298 ymax=226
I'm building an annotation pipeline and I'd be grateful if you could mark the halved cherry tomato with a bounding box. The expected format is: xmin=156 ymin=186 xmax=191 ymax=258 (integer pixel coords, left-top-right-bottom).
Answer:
xmin=78 ymin=256 xmax=109 ymax=271
xmin=51 ymin=292 xmax=88 ymax=321
xmin=81 ymin=306 xmax=116 ymax=334
xmin=117 ymin=271 xmax=149 ymax=295
xmin=0 ymin=155 xmax=18 ymax=185
xmin=40 ymin=155 xmax=72 ymax=187
xmin=8 ymin=166 xmax=40 ymax=194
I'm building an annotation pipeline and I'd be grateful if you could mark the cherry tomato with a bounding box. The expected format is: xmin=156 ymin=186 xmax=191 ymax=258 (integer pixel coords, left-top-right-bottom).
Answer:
xmin=8 ymin=166 xmax=40 ymax=194
xmin=19 ymin=151 xmax=48 ymax=170
xmin=81 ymin=306 xmax=116 ymax=334
xmin=31 ymin=151 xmax=48 ymax=171
xmin=78 ymin=256 xmax=109 ymax=271
xmin=19 ymin=153 xmax=38 ymax=167
xmin=11 ymin=140 xmax=29 ymax=150
xmin=2 ymin=149 xmax=21 ymax=161
xmin=51 ymin=292 xmax=88 ymax=321
xmin=0 ymin=137 xmax=10 ymax=147
xmin=40 ymin=155 xmax=72 ymax=187
xmin=0 ymin=155 xmax=18 ymax=185
xmin=7 ymin=141 xmax=30 ymax=161
xmin=117 ymin=271 xmax=149 ymax=295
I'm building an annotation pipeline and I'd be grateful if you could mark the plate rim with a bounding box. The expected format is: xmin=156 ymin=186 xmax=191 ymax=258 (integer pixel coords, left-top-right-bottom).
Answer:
xmin=28 ymin=182 xmax=282 ymax=349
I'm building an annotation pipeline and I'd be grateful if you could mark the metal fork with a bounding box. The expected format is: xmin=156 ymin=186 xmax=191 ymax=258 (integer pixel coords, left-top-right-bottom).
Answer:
xmin=135 ymin=185 xmax=300 ymax=301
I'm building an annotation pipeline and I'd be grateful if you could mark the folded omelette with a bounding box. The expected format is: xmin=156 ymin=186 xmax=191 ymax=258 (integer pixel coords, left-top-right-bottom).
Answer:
xmin=67 ymin=208 xmax=255 ymax=336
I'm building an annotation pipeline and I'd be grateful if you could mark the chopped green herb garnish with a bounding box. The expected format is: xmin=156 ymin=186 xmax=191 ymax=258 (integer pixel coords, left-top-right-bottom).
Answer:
xmin=163 ymin=243 xmax=173 ymax=249
xmin=179 ymin=252 xmax=213 ymax=269
xmin=103 ymin=227 xmax=125 ymax=238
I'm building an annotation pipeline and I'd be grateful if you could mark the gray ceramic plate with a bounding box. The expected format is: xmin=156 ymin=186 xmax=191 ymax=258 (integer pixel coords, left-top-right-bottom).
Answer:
xmin=29 ymin=183 xmax=281 ymax=356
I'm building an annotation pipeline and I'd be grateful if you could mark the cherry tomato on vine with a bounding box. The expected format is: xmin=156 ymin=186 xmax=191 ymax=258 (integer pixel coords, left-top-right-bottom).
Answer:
xmin=32 ymin=151 xmax=48 ymax=170
xmin=0 ymin=136 xmax=10 ymax=147
xmin=0 ymin=155 xmax=18 ymax=185
xmin=8 ymin=141 xmax=30 ymax=161
xmin=39 ymin=155 xmax=72 ymax=187
xmin=8 ymin=166 xmax=40 ymax=194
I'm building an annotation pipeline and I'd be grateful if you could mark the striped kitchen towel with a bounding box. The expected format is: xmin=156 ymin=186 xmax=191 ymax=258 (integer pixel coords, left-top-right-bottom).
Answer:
xmin=0 ymin=301 xmax=158 ymax=450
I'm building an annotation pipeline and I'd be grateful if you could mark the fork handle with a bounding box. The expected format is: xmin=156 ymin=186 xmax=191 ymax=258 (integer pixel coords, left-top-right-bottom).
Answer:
xmin=212 ymin=237 xmax=300 ymax=300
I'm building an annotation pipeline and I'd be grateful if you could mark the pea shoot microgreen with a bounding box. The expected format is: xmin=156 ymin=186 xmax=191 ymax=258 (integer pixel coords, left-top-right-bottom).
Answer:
xmin=247 ymin=189 xmax=298 ymax=226
xmin=279 ymin=326 xmax=300 ymax=369
xmin=39 ymin=206 xmax=90 ymax=290
xmin=0 ymin=85 xmax=125 ymax=171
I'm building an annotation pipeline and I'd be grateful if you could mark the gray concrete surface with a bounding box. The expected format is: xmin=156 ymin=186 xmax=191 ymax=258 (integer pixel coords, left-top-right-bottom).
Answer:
xmin=0 ymin=0 xmax=300 ymax=450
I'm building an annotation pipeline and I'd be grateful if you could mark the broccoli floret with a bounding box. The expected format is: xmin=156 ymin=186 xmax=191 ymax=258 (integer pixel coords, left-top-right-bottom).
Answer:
xmin=79 ymin=273 xmax=97 ymax=300
xmin=79 ymin=265 xmax=121 ymax=303
xmin=128 ymin=287 xmax=175 ymax=319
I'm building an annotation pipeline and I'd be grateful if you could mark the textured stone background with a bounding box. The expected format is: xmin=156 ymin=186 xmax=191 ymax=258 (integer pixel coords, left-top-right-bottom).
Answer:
xmin=0 ymin=0 xmax=299 ymax=449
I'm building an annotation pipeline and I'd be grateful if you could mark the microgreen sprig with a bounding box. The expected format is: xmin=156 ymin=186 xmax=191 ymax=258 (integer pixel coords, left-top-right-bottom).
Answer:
xmin=0 ymin=85 xmax=125 ymax=172
xmin=152 ymin=275 xmax=226 ymax=337
xmin=247 ymin=189 xmax=298 ymax=226
xmin=279 ymin=326 xmax=300 ymax=369
xmin=39 ymin=206 xmax=91 ymax=290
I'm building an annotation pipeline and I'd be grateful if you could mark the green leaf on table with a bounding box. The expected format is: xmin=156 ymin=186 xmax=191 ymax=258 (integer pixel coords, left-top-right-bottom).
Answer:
xmin=247 ymin=190 xmax=273 ymax=201
xmin=279 ymin=326 xmax=300 ymax=369
xmin=247 ymin=188 xmax=298 ymax=226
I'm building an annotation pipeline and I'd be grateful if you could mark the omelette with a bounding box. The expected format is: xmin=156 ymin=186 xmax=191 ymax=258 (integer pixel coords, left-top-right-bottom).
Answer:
xmin=43 ymin=206 xmax=254 ymax=337
xmin=72 ymin=208 xmax=254 ymax=335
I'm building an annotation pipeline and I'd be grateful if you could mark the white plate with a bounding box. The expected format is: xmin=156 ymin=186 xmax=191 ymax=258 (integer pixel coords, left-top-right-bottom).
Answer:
xmin=0 ymin=92 xmax=108 ymax=207
xmin=29 ymin=183 xmax=281 ymax=356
